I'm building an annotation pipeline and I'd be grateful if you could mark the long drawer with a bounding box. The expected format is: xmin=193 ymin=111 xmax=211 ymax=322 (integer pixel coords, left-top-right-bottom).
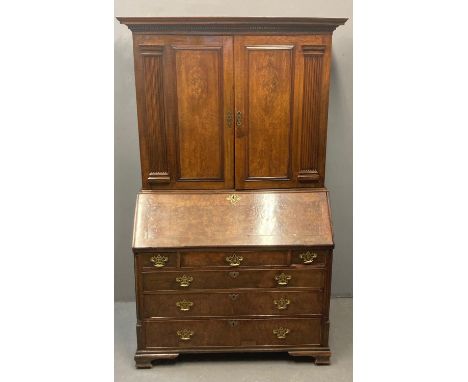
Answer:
xmin=141 ymin=268 xmax=325 ymax=291
xmin=142 ymin=290 xmax=323 ymax=318
xmin=143 ymin=318 xmax=322 ymax=348
xmin=180 ymin=250 xmax=288 ymax=267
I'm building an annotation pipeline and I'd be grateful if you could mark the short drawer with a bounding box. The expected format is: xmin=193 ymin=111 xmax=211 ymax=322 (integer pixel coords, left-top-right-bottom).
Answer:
xmin=291 ymin=249 xmax=328 ymax=267
xmin=143 ymin=318 xmax=322 ymax=348
xmin=180 ymin=250 xmax=288 ymax=268
xmin=141 ymin=268 xmax=325 ymax=291
xmin=139 ymin=253 xmax=177 ymax=268
xmin=143 ymin=290 xmax=323 ymax=318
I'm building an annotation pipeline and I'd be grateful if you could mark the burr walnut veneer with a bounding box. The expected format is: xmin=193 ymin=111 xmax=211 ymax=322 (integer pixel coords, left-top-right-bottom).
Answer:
xmin=118 ymin=17 xmax=346 ymax=368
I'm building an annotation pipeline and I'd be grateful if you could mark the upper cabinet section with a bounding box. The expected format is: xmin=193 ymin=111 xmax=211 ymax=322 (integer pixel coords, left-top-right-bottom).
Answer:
xmin=118 ymin=17 xmax=347 ymax=190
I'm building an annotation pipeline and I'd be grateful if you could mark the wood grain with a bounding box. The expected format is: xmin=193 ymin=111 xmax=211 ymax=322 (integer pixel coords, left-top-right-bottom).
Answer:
xmin=143 ymin=317 xmax=322 ymax=348
xmin=175 ymin=47 xmax=223 ymax=180
xmin=141 ymin=268 xmax=325 ymax=291
xmin=133 ymin=35 xmax=234 ymax=189
xmin=133 ymin=190 xmax=334 ymax=248
xmin=234 ymin=35 xmax=332 ymax=189
xmin=246 ymin=46 xmax=293 ymax=179
xmin=142 ymin=289 xmax=323 ymax=318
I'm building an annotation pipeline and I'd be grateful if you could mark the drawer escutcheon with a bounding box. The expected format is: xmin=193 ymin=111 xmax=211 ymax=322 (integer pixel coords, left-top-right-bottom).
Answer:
xmin=228 ymin=271 xmax=239 ymax=278
xmin=273 ymin=327 xmax=290 ymax=339
xmin=176 ymin=329 xmax=194 ymax=340
xmin=176 ymin=275 xmax=193 ymax=287
xmin=226 ymin=194 xmax=241 ymax=205
xmin=150 ymin=254 xmax=168 ymax=268
xmin=299 ymin=251 xmax=318 ymax=264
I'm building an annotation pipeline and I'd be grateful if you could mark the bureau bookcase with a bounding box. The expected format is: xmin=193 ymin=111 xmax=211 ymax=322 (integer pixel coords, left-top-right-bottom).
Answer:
xmin=118 ymin=17 xmax=347 ymax=368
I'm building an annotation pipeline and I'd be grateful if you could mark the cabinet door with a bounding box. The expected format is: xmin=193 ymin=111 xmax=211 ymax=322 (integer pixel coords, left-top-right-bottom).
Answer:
xmin=133 ymin=35 xmax=234 ymax=189
xmin=234 ymin=35 xmax=332 ymax=189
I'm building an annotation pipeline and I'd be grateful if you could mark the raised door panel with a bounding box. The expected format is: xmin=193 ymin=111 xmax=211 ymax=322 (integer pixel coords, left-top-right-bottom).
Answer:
xmin=133 ymin=35 xmax=234 ymax=189
xmin=234 ymin=35 xmax=332 ymax=189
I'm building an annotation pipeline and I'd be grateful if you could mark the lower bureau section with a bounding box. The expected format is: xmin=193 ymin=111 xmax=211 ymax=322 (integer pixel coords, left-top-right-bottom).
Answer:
xmin=141 ymin=317 xmax=323 ymax=349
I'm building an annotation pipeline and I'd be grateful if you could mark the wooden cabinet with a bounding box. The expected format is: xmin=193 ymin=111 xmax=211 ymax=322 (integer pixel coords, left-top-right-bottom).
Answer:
xmin=117 ymin=17 xmax=347 ymax=368
xmin=121 ymin=18 xmax=345 ymax=190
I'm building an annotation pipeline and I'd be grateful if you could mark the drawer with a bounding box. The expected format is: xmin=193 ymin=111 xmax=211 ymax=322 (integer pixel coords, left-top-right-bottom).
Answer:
xmin=141 ymin=268 xmax=325 ymax=291
xmin=140 ymin=253 xmax=177 ymax=268
xmin=180 ymin=250 xmax=288 ymax=268
xmin=291 ymin=249 xmax=328 ymax=267
xmin=143 ymin=290 xmax=323 ymax=318
xmin=144 ymin=318 xmax=322 ymax=348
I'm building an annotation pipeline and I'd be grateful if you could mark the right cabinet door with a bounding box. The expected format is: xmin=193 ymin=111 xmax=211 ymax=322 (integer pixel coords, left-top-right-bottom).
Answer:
xmin=234 ymin=35 xmax=332 ymax=189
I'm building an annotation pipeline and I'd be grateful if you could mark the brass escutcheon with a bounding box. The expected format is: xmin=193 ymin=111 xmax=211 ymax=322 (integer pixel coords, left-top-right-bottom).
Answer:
xmin=225 ymin=253 xmax=244 ymax=266
xmin=228 ymin=293 xmax=239 ymax=301
xmin=299 ymin=251 xmax=318 ymax=264
xmin=273 ymin=327 xmax=290 ymax=339
xmin=275 ymin=273 xmax=292 ymax=286
xmin=176 ymin=275 xmax=193 ymax=287
xmin=176 ymin=328 xmax=194 ymax=341
xmin=150 ymin=254 xmax=168 ymax=268
xmin=236 ymin=111 xmax=242 ymax=127
xmin=228 ymin=320 xmax=239 ymax=327
xmin=176 ymin=299 xmax=194 ymax=311
xmin=226 ymin=194 xmax=241 ymax=205
xmin=274 ymin=297 xmax=291 ymax=310
xmin=228 ymin=271 xmax=239 ymax=278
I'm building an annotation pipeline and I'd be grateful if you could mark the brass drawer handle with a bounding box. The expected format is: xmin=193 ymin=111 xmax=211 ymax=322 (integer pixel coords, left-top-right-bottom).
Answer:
xmin=176 ymin=329 xmax=194 ymax=341
xmin=275 ymin=273 xmax=291 ymax=286
xmin=273 ymin=297 xmax=290 ymax=310
xmin=176 ymin=299 xmax=194 ymax=311
xmin=229 ymin=293 xmax=239 ymax=301
xmin=225 ymin=253 xmax=243 ymax=266
xmin=273 ymin=327 xmax=290 ymax=339
xmin=299 ymin=251 xmax=318 ymax=264
xmin=150 ymin=254 xmax=168 ymax=268
xmin=176 ymin=275 xmax=193 ymax=287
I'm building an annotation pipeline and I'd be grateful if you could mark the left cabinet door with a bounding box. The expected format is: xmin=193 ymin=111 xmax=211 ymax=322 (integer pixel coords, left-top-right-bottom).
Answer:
xmin=133 ymin=35 xmax=234 ymax=189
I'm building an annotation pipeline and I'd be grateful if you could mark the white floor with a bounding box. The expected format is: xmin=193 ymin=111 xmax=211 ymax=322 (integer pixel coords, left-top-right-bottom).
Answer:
xmin=115 ymin=298 xmax=352 ymax=382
